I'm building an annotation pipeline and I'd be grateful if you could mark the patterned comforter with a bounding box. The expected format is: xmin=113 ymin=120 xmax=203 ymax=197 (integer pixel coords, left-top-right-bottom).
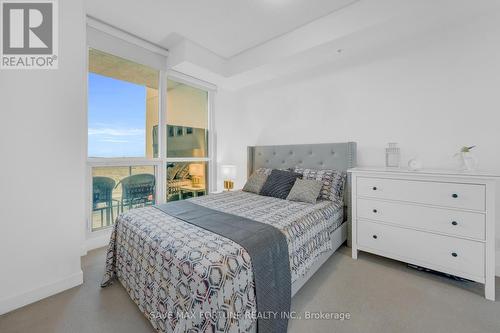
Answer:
xmin=102 ymin=191 xmax=343 ymax=332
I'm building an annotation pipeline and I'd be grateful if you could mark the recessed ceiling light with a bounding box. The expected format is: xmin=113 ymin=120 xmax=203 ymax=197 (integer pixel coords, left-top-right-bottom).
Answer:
xmin=337 ymin=49 xmax=343 ymax=53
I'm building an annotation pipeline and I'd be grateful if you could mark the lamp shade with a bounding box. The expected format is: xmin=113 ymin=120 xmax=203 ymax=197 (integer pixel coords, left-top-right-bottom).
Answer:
xmin=189 ymin=163 xmax=204 ymax=177
xmin=221 ymin=165 xmax=236 ymax=180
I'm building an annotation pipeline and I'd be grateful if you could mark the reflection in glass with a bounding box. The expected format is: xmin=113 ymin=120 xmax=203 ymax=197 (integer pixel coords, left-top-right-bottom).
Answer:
xmin=166 ymin=79 xmax=208 ymax=157
xmin=166 ymin=162 xmax=207 ymax=202
xmin=91 ymin=165 xmax=156 ymax=231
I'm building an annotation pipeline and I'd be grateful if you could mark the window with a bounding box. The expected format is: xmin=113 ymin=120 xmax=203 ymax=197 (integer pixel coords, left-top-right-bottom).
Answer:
xmin=87 ymin=47 xmax=213 ymax=232
xmin=88 ymin=49 xmax=159 ymax=158
xmin=165 ymin=80 xmax=209 ymax=201
xmin=166 ymin=80 xmax=208 ymax=158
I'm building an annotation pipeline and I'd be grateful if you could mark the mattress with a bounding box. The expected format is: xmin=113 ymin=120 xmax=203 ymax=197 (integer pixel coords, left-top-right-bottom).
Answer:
xmin=102 ymin=191 xmax=344 ymax=332
xmin=190 ymin=191 xmax=344 ymax=282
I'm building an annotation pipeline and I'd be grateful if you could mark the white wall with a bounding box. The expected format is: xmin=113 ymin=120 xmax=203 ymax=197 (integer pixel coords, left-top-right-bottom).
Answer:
xmin=0 ymin=0 xmax=86 ymax=314
xmin=216 ymin=13 xmax=500 ymax=273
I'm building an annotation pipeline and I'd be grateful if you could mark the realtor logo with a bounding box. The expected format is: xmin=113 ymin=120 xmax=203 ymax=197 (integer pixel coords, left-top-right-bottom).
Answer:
xmin=1 ymin=0 xmax=58 ymax=69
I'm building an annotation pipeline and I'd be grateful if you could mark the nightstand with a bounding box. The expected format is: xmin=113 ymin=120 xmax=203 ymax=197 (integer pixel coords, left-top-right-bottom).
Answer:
xmin=179 ymin=185 xmax=206 ymax=200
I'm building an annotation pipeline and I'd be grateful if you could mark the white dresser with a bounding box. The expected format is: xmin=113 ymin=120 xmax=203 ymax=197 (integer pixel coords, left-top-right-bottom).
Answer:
xmin=348 ymin=167 xmax=496 ymax=300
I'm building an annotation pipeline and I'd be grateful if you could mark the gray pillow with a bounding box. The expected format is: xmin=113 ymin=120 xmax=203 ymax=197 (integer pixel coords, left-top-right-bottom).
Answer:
xmin=286 ymin=178 xmax=323 ymax=204
xmin=242 ymin=173 xmax=268 ymax=194
xmin=253 ymin=167 xmax=273 ymax=176
xmin=253 ymin=167 xmax=292 ymax=176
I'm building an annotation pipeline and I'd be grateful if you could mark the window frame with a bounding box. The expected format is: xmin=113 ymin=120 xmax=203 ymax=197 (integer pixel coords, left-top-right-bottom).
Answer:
xmin=164 ymin=71 xmax=214 ymax=203
xmin=85 ymin=45 xmax=216 ymax=236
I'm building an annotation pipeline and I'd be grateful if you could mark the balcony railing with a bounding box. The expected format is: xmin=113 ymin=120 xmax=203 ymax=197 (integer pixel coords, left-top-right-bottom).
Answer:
xmin=91 ymin=165 xmax=156 ymax=231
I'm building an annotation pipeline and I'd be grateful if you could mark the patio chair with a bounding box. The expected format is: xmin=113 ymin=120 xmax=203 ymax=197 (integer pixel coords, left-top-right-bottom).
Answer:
xmin=92 ymin=176 xmax=116 ymax=228
xmin=117 ymin=174 xmax=156 ymax=213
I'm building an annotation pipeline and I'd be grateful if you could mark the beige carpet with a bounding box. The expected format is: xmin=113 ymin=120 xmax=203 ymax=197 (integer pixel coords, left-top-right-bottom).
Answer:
xmin=1 ymin=246 xmax=499 ymax=333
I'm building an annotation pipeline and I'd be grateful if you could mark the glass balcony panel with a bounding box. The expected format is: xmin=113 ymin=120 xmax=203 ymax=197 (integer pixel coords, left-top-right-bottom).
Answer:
xmin=91 ymin=165 xmax=156 ymax=231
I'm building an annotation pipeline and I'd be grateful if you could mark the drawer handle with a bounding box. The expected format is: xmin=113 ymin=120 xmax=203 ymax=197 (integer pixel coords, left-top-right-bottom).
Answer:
xmin=451 ymin=252 xmax=458 ymax=257
xmin=451 ymin=221 xmax=458 ymax=226
xmin=372 ymin=186 xmax=377 ymax=191
xmin=372 ymin=235 xmax=378 ymax=239
xmin=373 ymin=209 xmax=378 ymax=213
xmin=452 ymin=193 xmax=458 ymax=198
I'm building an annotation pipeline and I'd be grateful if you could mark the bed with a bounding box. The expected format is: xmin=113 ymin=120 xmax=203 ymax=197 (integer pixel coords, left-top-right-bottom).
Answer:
xmin=101 ymin=142 xmax=357 ymax=332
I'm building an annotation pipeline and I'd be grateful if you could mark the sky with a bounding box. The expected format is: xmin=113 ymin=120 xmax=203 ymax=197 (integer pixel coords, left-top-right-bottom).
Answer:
xmin=88 ymin=73 xmax=146 ymax=157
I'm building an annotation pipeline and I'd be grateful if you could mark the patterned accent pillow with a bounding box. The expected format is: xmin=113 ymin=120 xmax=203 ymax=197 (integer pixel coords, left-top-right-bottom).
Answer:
xmin=294 ymin=167 xmax=346 ymax=203
xmin=286 ymin=179 xmax=323 ymax=204
xmin=176 ymin=163 xmax=190 ymax=179
xmin=166 ymin=163 xmax=182 ymax=180
xmin=242 ymin=173 xmax=268 ymax=194
xmin=259 ymin=169 xmax=302 ymax=199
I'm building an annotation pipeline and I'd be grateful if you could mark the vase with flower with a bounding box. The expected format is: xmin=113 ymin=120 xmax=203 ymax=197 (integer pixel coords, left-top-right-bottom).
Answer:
xmin=455 ymin=145 xmax=477 ymax=171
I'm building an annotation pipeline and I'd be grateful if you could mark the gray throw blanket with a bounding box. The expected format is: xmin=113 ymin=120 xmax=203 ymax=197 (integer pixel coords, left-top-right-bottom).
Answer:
xmin=155 ymin=200 xmax=291 ymax=333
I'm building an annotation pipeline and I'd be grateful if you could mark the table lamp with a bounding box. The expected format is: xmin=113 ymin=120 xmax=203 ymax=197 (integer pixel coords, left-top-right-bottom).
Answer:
xmin=189 ymin=163 xmax=204 ymax=188
xmin=221 ymin=165 xmax=236 ymax=191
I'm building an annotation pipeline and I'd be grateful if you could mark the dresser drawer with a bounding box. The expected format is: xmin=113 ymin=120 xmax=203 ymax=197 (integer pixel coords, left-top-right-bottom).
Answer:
xmin=357 ymin=198 xmax=485 ymax=240
xmin=357 ymin=177 xmax=485 ymax=211
xmin=357 ymin=220 xmax=485 ymax=279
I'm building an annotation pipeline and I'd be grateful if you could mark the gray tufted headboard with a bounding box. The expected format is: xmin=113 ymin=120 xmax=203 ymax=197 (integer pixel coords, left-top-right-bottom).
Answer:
xmin=247 ymin=142 xmax=357 ymax=242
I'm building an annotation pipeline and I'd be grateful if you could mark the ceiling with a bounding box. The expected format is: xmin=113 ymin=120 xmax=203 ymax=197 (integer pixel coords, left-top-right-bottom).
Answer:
xmin=86 ymin=0 xmax=500 ymax=90
xmin=85 ymin=0 xmax=358 ymax=58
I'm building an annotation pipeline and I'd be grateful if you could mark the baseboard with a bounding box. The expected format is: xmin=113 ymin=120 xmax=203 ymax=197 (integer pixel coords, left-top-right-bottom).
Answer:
xmin=84 ymin=229 xmax=112 ymax=254
xmin=0 ymin=270 xmax=83 ymax=315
